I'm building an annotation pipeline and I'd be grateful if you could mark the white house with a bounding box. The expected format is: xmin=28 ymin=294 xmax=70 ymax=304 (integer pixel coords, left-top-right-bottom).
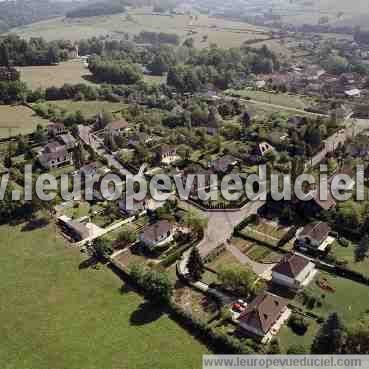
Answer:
xmin=160 ymin=145 xmax=179 ymax=165
xmin=295 ymin=221 xmax=333 ymax=252
xmin=237 ymin=293 xmax=290 ymax=343
xmin=272 ymin=253 xmax=316 ymax=290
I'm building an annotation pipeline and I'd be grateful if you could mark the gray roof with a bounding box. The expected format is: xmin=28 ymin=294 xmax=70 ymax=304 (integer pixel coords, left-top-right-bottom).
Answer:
xmin=141 ymin=220 xmax=172 ymax=242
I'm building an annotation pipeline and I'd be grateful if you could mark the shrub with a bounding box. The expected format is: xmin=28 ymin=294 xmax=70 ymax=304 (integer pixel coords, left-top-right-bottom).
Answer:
xmin=288 ymin=313 xmax=310 ymax=335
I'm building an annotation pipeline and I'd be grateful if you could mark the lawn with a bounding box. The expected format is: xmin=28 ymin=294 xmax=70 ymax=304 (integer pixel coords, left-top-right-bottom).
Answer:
xmin=0 ymin=105 xmax=49 ymax=137
xmin=331 ymin=241 xmax=369 ymax=278
xmin=207 ymin=248 xmax=242 ymax=272
xmin=37 ymin=100 xmax=126 ymax=119
xmin=19 ymin=60 xmax=95 ymax=89
xmin=279 ymin=319 xmax=320 ymax=353
xmin=0 ymin=219 xmax=208 ymax=369
xmin=297 ymin=272 xmax=369 ymax=324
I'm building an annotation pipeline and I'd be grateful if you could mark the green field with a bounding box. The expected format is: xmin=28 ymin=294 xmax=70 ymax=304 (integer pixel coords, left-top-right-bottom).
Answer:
xmin=11 ymin=7 xmax=272 ymax=49
xmin=277 ymin=0 xmax=369 ymax=28
xmin=301 ymin=272 xmax=369 ymax=324
xmin=0 ymin=219 xmax=208 ymax=369
xmin=279 ymin=320 xmax=320 ymax=353
xmin=19 ymin=60 xmax=94 ymax=89
xmin=36 ymin=100 xmax=126 ymax=119
xmin=228 ymin=89 xmax=311 ymax=110
xmin=0 ymin=105 xmax=49 ymax=137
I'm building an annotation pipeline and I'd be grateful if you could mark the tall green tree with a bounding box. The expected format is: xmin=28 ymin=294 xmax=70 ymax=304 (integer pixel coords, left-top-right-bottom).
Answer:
xmin=0 ymin=43 xmax=10 ymax=67
xmin=218 ymin=264 xmax=258 ymax=297
xmin=346 ymin=315 xmax=369 ymax=353
xmin=186 ymin=247 xmax=205 ymax=281
xmin=311 ymin=313 xmax=346 ymax=354
xmin=355 ymin=235 xmax=369 ymax=262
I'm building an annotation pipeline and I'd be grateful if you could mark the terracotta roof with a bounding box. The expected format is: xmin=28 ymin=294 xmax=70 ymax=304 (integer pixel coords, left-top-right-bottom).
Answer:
xmin=106 ymin=119 xmax=129 ymax=131
xmin=272 ymin=253 xmax=310 ymax=278
xmin=238 ymin=293 xmax=287 ymax=334
xmin=141 ymin=220 xmax=172 ymax=242
xmin=299 ymin=222 xmax=330 ymax=244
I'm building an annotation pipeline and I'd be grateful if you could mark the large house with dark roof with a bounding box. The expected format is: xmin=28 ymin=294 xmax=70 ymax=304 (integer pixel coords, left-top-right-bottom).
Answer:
xmin=139 ymin=220 xmax=174 ymax=249
xmin=237 ymin=293 xmax=290 ymax=343
xmin=295 ymin=221 xmax=334 ymax=253
xmin=272 ymin=253 xmax=316 ymax=290
xmin=38 ymin=133 xmax=77 ymax=169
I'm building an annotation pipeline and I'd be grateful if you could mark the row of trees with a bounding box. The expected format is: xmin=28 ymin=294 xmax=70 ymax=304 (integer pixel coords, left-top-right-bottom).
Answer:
xmin=134 ymin=31 xmax=180 ymax=46
xmin=0 ymin=35 xmax=70 ymax=67
xmin=66 ymin=1 xmax=126 ymax=18
xmin=311 ymin=312 xmax=369 ymax=354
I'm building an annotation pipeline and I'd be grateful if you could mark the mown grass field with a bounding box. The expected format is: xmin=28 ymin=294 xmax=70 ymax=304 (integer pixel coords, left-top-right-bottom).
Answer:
xmin=35 ymin=100 xmax=126 ymax=119
xmin=0 ymin=105 xmax=49 ymax=137
xmin=300 ymin=272 xmax=369 ymax=324
xmin=0 ymin=219 xmax=208 ymax=369
xmin=11 ymin=7 xmax=272 ymax=49
xmin=229 ymin=89 xmax=311 ymax=110
xmin=19 ymin=59 xmax=165 ymax=89
xmin=19 ymin=60 xmax=94 ymax=89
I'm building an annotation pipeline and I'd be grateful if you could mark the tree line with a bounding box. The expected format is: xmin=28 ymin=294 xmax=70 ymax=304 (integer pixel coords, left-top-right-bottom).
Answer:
xmin=66 ymin=1 xmax=126 ymax=18
xmin=134 ymin=31 xmax=180 ymax=46
xmin=0 ymin=35 xmax=71 ymax=67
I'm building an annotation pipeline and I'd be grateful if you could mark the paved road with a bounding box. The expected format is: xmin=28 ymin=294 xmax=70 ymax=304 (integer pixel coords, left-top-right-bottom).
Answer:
xmin=78 ymin=125 xmax=133 ymax=178
xmin=178 ymin=198 xmax=265 ymax=273
xmin=309 ymin=118 xmax=369 ymax=168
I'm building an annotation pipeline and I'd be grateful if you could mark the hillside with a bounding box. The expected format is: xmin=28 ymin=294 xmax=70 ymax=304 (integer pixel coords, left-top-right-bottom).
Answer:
xmin=0 ymin=0 xmax=79 ymax=32
xmin=10 ymin=7 xmax=272 ymax=49
xmin=276 ymin=0 xmax=369 ymax=27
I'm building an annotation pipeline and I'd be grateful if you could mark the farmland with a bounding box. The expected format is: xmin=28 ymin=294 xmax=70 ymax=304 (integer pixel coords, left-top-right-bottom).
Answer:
xmin=11 ymin=7 xmax=274 ymax=49
xmin=0 ymin=219 xmax=208 ymax=369
xmin=18 ymin=60 xmax=94 ymax=89
xmin=34 ymin=100 xmax=126 ymax=119
xmin=277 ymin=0 xmax=369 ymax=28
xmin=0 ymin=105 xmax=49 ymax=137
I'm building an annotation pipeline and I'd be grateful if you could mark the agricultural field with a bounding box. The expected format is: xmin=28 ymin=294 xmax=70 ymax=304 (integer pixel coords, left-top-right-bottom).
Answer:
xmin=228 ymin=89 xmax=312 ymax=110
xmin=230 ymin=237 xmax=283 ymax=264
xmin=11 ymin=8 xmax=273 ymax=49
xmin=0 ymin=219 xmax=208 ymax=369
xmin=18 ymin=60 xmax=94 ymax=89
xmin=277 ymin=0 xmax=369 ymax=28
xmin=35 ymin=100 xmax=126 ymax=119
xmin=0 ymin=105 xmax=49 ymax=137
